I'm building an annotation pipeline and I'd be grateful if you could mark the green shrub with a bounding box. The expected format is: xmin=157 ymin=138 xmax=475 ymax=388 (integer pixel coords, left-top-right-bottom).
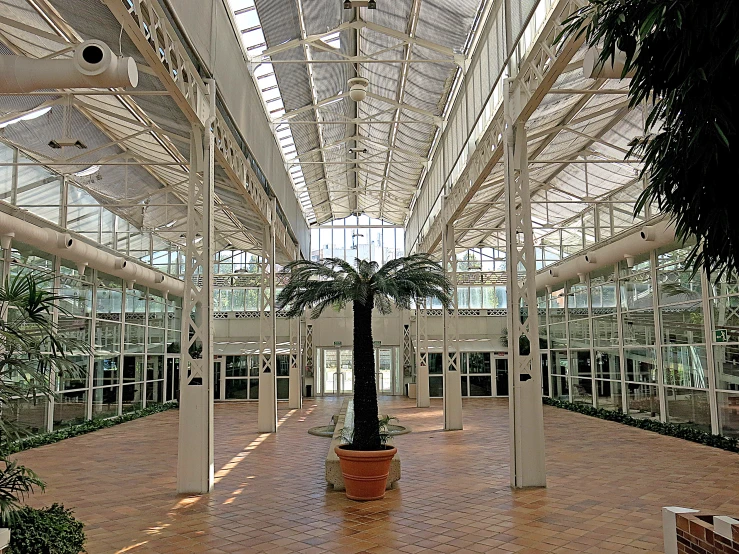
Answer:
xmin=8 ymin=503 xmax=85 ymax=554
xmin=543 ymin=397 xmax=739 ymax=453
xmin=0 ymin=402 xmax=178 ymax=457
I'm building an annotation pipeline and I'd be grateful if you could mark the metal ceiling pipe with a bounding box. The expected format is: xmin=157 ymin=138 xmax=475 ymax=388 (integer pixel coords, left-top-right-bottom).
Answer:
xmin=583 ymin=46 xmax=636 ymax=80
xmin=0 ymin=40 xmax=138 ymax=93
xmin=0 ymin=211 xmax=183 ymax=296
xmin=535 ymin=219 xmax=676 ymax=291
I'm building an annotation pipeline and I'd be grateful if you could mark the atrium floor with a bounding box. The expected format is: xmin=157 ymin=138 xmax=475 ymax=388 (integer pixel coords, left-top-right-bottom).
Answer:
xmin=13 ymin=397 xmax=739 ymax=553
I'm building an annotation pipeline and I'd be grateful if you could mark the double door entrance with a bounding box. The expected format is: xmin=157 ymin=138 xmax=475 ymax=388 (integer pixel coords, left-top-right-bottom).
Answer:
xmin=318 ymin=346 xmax=399 ymax=396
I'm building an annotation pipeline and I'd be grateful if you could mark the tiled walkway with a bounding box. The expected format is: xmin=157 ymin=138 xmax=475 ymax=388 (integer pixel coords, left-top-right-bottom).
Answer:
xmin=12 ymin=398 xmax=739 ymax=553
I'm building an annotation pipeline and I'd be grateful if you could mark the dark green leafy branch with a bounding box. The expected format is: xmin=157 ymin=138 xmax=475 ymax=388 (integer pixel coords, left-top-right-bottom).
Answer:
xmin=544 ymin=397 xmax=739 ymax=453
xmin=0 ymin=402 xmax=178 ymax=457
xmin=558 ymin=1 xmax=739 ymax=279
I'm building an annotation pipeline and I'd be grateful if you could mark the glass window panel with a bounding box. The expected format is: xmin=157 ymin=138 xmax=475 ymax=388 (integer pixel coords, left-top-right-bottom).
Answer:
xmin=147 ymin=356 xmax=164 ymax=381
xmin=620 ymin=270 xmax=653 ymax=311
xmin=92 ymin=386 xmax=118 ymax=419
xmin=717 ymin=392 xmax=739 ymax=438
xmin=714 ymin=344 xmax=739 ymax=391
xmin=567 ymin=283 xmax=589 ymax=315
xmin=57 ymin=355 xmax=89 ymax=391
xmin=277 ymin=355 xmax=290 ymax=377
xmin=548 ymin=323 xmax=567 ymax=349
xmin=594 ymin=380 xmax=622 ymax=411
xmin=624 ymin=348 xmax=656 ymax=383
xmin=428 ymin=353 xmax=443 ymax=374
xmin=661 ymin=302 xmax=705 ymax=344
xmin=429 ymin=376 xmax=443 ymax=397
xmin=122 ymin=383 xmax=143 ymax=413
xmin=665 ymin=388 xmax=711 ymax=432
xmin=551 ymin=374 xmax=569 ymax=400
xmin=95 ymin=321 xmax=121 ymax=354
xmin=53 ymin=391 xmax=87 ymax=429
xmin=626 ymin=383 xmax=660 ymax=419
xmin=124 ymin=324 xmax=146 ymax=353
xmin=591 ymin=284 xmax=617 ymax=313
xmin=568 ymin=319 xmax=590 ymax=348
xmin=710 ymin=295 xmax=739 ymax=343
xmin=277 ymin=377 xmax=289 ymax=400
xmin=594 ymin=349 xmax=620 ymax=380
xmin=550 ymin=350 xmax=568 ymax=375
xmin=249 ymin=379 xmax=260 ymax=399
xmin=93 ymin=356 xmax=119 ymax=387
xmin=16 ymin=158 xmax=61 ymax=223
xmin=225 ymin=379 xmax=249 ymax=399
xmin=572 ymin=377 xmax=592 ymax=405
xmin=0 ymin=142 xmax=13 ymax=202
xmin=123 ymin=355 xmax=145 ymax=383
xmin=59 ymin=316 xmax=90 ymax=345
xmin=592 ymin=314 xmax=619 ymax=347
xmin=570 ymin=351 xmax=592 ymax=377
xmin=468 ymin=352 xmax=490 ymax=374
xmin=662 ymin=346 xmax=709 ymax=388
xmin=469 ymin=287 xmax=482 ymax=309
xmin=4 ymin=398 xmax=48 ymax=434
xmin=469 ymin=376 xmax=492 ymax=396
xmin=146 ymin=380 xmax=164 ymax=405
xmin=622 ymin=309 xmax=656 ymax=345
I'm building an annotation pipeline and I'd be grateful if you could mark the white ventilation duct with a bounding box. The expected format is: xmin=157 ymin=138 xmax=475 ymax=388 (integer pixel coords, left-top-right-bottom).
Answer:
xmin=0 ymin=40 xmax=138 ymax=93
xmin=0 ymin=211 xmax=183 ymax=296
xmin=583 ymin=46 xmax=636 ymax=80
xmin=536 ymin=220 xmax=677 ymax=290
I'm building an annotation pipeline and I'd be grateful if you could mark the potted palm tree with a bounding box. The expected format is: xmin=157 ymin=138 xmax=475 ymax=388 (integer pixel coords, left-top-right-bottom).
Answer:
xmin=278 ymin=255 xmax=451 ymax=500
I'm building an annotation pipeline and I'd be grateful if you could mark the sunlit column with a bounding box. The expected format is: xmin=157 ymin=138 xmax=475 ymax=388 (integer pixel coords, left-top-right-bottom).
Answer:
xmin=443 ymin=221 xmax=462 ymax=430
xmin=258 ymin=198 xmax=277 ymax=433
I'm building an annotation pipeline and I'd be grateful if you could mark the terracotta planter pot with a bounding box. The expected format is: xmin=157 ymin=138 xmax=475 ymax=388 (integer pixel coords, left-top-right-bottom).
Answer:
xmin=334 ymin=445 xmax=397 ymax=501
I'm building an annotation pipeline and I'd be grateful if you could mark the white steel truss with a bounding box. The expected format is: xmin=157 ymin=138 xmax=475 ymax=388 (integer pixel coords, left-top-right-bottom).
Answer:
xmin=258 ymin=200 xmax=278 ymax=433
xmin=415 ymin=301 xmax=429 ymax=408
xmin=177 ymin=90 xmax=216 ymax=494
xmin=503 ymin=79 xmax=546 ymax=489
xmin=442 ymin=221 xmax=462 ymax=430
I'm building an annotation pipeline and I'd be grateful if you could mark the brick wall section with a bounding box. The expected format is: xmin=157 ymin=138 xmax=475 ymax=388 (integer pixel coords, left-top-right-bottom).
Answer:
xmin=676 ymin=513 xmax=739 ymax=554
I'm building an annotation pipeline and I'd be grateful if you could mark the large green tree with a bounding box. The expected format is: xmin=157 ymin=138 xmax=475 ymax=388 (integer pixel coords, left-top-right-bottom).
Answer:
xmin=277 ymin=254 xmax=451 ymax=450
xmin=560 ymin=1 xmax=739 ymax=278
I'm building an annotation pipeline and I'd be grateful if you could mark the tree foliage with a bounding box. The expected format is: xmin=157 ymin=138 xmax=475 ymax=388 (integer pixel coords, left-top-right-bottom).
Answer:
xmin=560 ymin=0 xmax=739 ymax=278
xmin=277 ymin=254 xmax=451 ymax=450
xmin=0 ymin=273 xmax=89 ymax=439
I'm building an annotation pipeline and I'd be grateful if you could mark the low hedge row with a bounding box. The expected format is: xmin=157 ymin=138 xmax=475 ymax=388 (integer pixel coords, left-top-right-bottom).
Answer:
xmin=543 ymin=397 xmax=739 ymax=453
xmin=1 ymin=402 xmax=178 ymax=457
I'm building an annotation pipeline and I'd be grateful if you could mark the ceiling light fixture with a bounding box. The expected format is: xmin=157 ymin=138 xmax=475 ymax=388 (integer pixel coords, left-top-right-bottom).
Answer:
xmin=343 ymin=0 xmax=351 ymax=8
xmin=73 ymin=164 xmax=101 ymax=177
xmin=0 ymin=106 xmax=51 ymax=129
xmin=368 ymin=0 xmax=377 ymax=8
xmin=348 ymin=77 xmax=369 ymax=102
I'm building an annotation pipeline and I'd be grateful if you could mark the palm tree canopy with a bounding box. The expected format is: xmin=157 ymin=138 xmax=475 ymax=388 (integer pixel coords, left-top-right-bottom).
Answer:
xmin=277 ymin=254 xmax=452 ymax=318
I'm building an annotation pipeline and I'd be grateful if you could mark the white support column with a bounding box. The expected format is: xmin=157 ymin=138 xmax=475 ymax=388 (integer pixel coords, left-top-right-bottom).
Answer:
xmin=305 ymin=324 xmax=314 ymax=396
xmin=402 ymin=322 xmax=412 ymax=393
xmin=177 ymin=81 xmax=216 ymax=495
xmin=258 ymin=199 xmax=278 ymax=433
xmin=415 ymin=302 xmax=430 ymax=407
xmin=288 ymin=292 xmax=302 ymax=409
xmin=442 ymin=221 xmax=463 ymax=430
xmin=504 ymin=78 xmax=546 ymax=488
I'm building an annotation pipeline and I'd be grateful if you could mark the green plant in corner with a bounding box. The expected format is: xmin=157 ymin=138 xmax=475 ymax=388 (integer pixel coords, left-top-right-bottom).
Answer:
xmin=8 ymin=503 xmax=85 ymax=554
xmin=0 ymin=272 xmax=88 ymax=441
xmin=278 ymin=255 xmax=451 ymax=451
xmin=0 ymin=459 xmax=45 ymax=526
xmin=558 ymin=1 xmax=739 ymax=279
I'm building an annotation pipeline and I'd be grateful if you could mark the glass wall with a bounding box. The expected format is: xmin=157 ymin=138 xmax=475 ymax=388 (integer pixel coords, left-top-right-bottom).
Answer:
xmin=542 ymin=242 xmax=739 ymax=437
xmin=0 ymin=239 xmax=181 ymax=434
xmin=310 ymin=216 xmax=404 ymax=265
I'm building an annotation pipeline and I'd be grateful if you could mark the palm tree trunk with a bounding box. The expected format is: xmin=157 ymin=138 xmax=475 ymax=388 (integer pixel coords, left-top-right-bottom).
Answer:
xmin=351 ymin=297 xmax=381 ymax=450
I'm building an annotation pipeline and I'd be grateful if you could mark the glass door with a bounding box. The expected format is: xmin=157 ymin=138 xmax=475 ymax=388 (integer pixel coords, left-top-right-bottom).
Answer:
xmin=495 ymin=357 xmax=509 ymax=396
xmin=323 ymin=349 xmax=338 ymax=394
xmin=339 ymin=349 xmax=353 ymax=394
xmin=375 ymin=348 xmax=393 ymax=394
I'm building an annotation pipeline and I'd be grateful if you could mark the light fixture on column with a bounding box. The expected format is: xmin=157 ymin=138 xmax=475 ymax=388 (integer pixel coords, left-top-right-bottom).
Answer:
xmin=368 ymin=0 xmax=377 ymax=8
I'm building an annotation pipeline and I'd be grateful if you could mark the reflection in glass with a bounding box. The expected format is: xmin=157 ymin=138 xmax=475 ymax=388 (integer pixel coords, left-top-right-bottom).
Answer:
xmin=626 ymin=383 xmax=659 ymax=419
xmin=595 ymin=380 xmax=622 ymax=411
xmin=53 ymin=391 xmax=87 ymax=429
xmin=665 ymin=388 xmax=711 ymax=432
xmin=717 ymin=392 xmax=739 ymax=438
xmin=662 ymin=346 xmax=708 ymax=388
xmin=92 ymin=387 xmax=118 ymax=419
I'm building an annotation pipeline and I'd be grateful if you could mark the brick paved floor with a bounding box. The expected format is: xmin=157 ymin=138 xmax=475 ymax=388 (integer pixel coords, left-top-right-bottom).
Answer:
xmin=12 ymin=398 xmax=739 ymax=553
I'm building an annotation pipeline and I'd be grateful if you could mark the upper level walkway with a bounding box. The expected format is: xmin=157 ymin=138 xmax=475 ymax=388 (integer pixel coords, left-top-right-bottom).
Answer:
xmin=13 ymin=397 xmax=739 ymax=553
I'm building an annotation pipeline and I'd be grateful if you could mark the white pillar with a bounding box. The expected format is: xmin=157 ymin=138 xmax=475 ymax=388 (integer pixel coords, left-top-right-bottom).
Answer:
xmin=503 ymin=78 xmax=546 ymax=488
xmin=258 ymin=198 xmax=277 ymax=433
xmin=443 ymin=221 xmax=463 ymax=430
xmin=177 ymin=80 xmax=216 ymax=494
xmin=288 ymin=306 xmax=302 ymax=409
xmin=415 ymin=303 xmax=430 ymax=407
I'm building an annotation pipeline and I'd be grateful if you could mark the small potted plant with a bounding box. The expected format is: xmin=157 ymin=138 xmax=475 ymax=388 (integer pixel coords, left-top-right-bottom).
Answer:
xmin=278 ymin=255 xmax=450 ymax=500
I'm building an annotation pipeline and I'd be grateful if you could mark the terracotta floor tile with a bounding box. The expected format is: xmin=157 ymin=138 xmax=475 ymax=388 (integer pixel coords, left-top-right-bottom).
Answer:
xmin=11 ymin=397 xmax=739 ymax=553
